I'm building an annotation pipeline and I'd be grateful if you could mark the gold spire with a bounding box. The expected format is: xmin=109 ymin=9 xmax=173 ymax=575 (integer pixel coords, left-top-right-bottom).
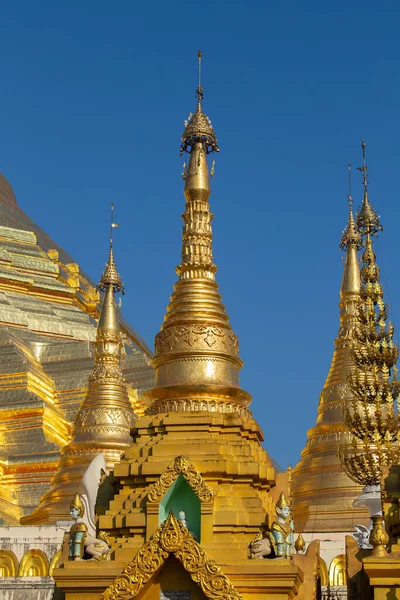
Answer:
xmin=292 ymin=169 xmax=367 ymax=532
xmin=339 ymin=143 xmax=400 ymax=486
xmin=340 ymin=164 xmax=362 ymax=295
xmin=144 ymin=53 xmax=250 ymax=415
xmin=69 ymin=233 xmax=135 ymax=452
xmin=21 ymin=212 xmax=137 ymax=523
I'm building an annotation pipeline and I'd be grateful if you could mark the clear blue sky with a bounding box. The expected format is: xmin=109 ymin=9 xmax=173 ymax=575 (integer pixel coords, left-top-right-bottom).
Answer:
xmin=1 ymin=1 xmax=399 ymax=469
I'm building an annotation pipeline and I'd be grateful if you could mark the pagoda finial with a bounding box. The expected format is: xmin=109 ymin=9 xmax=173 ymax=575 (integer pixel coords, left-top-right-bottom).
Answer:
xmin=196 ymin=50 xmax=203 ymax=104
xmin=98 ymin=204 xmax=124 ymax=293
xmin=180 ymin=52 xmax=219 ymax=156
xmin=356 ymin=140 xmax=382 ymax=236
xmin=340 ymin=164 xmax=362 ymax=251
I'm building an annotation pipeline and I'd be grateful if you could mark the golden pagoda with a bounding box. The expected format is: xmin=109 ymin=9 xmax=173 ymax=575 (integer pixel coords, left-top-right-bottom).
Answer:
xmin=293 ymin=168 xmax=369 ymax=532
xmin=22 ymin=226 xmax=140 ymax=524
xmin=54 ymin=54 xmax=317 ymax=600
xmin=0 ymin=174 xmax=153 ymax=524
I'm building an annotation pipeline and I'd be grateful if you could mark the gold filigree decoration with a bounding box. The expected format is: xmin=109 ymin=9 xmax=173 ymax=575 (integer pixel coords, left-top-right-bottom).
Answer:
xmin=147 ymin=456 xmax=214 ymax=504
xmin=155 ymin=325 xmax=239 ymax=356
xmin=146 ymin=399 xmax=252 ymax=418
xmin=102 ymin=513 xmax=242 ymax=600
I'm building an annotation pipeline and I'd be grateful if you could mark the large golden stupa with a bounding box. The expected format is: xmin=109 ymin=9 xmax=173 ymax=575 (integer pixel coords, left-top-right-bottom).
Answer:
xmin=0 ymin=173 xmax=154 ymax=525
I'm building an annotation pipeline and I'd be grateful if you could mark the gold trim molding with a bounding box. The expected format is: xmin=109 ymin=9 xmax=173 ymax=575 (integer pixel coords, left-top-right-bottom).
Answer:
xmin=102 ymin=512 xmax=242 ymax=600
xmin=147 ymin=456 xmax=214 ymax=504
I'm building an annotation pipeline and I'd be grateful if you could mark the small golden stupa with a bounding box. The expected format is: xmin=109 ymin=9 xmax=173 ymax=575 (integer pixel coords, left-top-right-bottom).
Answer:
xmin=293 ymin=169 xmax=369 ymax=532
xmin=22 ymin=228 xmax=139 ymax=524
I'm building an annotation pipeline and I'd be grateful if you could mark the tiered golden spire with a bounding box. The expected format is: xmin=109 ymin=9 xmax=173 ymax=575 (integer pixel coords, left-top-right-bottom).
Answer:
xmin=144 ymin=52 xmax=250 ymax=415
xmin=21 ymin=210 xmax=137 ymax=523
xmin=292 ymin=165 xmax=367 ymax=532
xmin=339 ymin=142 xmax=400 ymax=486
xmin=68 ymin=208 xmax=134 ymax=454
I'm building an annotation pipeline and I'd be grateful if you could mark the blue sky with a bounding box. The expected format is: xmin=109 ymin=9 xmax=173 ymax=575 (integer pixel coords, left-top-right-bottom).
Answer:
xmin=1 ymin=1 xmax=399 ymax=469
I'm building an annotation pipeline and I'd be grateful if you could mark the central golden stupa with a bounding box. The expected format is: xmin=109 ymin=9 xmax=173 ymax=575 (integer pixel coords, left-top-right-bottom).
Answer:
xmin=54 ymin=55 xmax=317 ymax=600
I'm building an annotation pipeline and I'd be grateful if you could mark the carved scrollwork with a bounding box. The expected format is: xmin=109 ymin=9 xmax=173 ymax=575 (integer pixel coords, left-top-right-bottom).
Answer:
xmin=102 ymin=513 xmax=242 ymax=600
xmin=146 ymin=399 xmax=251 ymax=418
xmin=147 ymin=456 xmax=214 ymax=504
xmin=155 ymin=324 xmax=239 ymax=356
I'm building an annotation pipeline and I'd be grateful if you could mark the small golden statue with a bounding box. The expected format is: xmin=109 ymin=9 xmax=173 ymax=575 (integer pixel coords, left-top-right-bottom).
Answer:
xmin=269 ymin=493 xmax=294 ymax=558
xmin=68 ymin=494 xmax=87 ymax=560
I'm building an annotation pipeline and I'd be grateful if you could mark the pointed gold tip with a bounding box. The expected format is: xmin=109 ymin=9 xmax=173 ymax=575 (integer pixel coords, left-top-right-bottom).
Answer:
xmin=340 ymin=208 xmax=361 ymax=250
xmin=98 ymin=246 xmax=124 ymax=293
xmin=98 ymin=205 xmax=124 ymax=293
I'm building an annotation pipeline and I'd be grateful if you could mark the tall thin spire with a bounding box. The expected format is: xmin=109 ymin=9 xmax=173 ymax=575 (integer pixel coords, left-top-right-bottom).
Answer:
xmin=340 ymin=142 xmax=400 ymax=487
xmin=22 ymin=212 xmax=137 ymax=523
xmin=293 ymin=167 xmax=366 ymax=532
xmin=145 ymin=53 xmax=250 ymax=415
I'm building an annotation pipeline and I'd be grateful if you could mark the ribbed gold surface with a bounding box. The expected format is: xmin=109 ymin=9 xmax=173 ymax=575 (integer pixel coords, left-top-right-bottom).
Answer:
xmin=293 ymin=217 xmax=368 ymax=532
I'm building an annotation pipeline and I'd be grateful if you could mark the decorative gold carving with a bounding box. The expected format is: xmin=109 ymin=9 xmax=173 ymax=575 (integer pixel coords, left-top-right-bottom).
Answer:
xmin=369 ymin=514 xmax=389 ymax=557
xmin=146 ymin=399 xmax=251 ymax=418
xmin=147 ymin=456 xmax=214 ymax=504
xmin=155 ymin=325 xmax=239 ymax=356
xmin=102 ymin=513 xmax=242 ymax=600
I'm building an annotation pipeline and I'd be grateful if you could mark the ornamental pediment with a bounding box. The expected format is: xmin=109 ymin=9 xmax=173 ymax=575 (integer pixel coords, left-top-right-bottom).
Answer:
xmin=147 ymin=456 xmax=214 ymax=504
xmin=102 ymin=512 xmax=242 ymax=600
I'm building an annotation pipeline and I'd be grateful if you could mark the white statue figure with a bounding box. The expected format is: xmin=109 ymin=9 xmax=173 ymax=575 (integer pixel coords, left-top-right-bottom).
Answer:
xmin=67 ymin=455 xmax=111 ymax=561
xmin=178 ymin=510 xmax=190 ymax=529
xmin=80 ymin=454 xmax=108 ymax=538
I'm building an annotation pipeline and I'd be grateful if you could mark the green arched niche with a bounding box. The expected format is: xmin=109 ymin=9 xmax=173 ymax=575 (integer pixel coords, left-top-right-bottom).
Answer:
xmin=159 ymin=474 xmax=201 ymax=541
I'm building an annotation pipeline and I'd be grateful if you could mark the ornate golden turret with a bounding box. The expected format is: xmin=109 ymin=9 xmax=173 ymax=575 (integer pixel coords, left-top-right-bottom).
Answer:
xmin=339 ymin=142 xmax=400 ymax=486
xmin=144 ymin=51 xmax=250 ymax=415
xmin=91 ymin=56 xmax=277 ymax=571
xmin=293 ymin=166 xmax=368 ymax=532
xmin=21 ymin=216 xmax=138 ymax=524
